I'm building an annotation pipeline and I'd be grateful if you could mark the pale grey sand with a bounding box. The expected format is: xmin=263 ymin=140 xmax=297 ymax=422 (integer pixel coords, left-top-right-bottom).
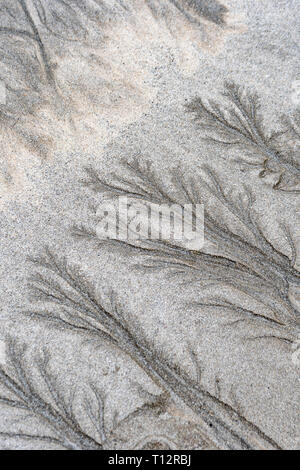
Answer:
xmin=0 ymin=0 xmax=299 ymax=450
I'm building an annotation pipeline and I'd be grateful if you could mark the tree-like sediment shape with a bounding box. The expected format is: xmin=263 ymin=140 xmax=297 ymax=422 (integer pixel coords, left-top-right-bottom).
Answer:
xmin=76 ymin=160 xmax=300 ymax=330
xmin=0 ymin=338 xmax=104 ymax=449
xmin=186 ymin=82 xmax=300 ymax=192
xmin=27 ymin=249 xmax=283 ymax=450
